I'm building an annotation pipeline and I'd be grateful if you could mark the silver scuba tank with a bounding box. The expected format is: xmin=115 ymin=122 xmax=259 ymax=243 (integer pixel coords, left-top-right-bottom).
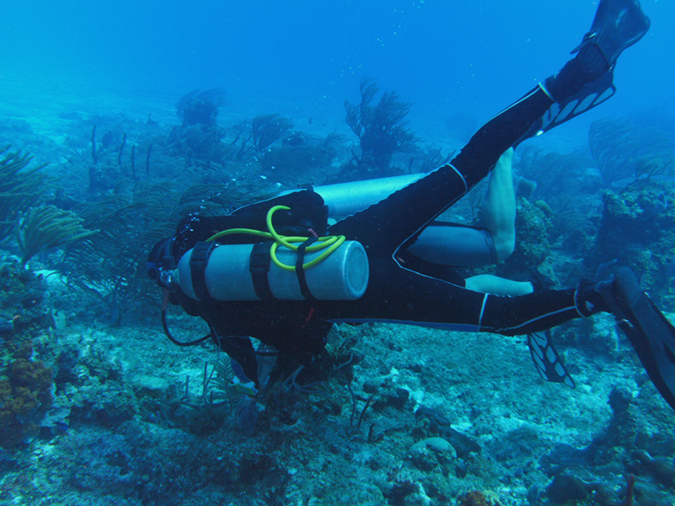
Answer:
xmin=304 ymin=174 xmax=475 ymax=266
xmin=177 ymin=240 xmax=369 ymax=301
xmin=307 ymin=174 xmax=424 ymax=220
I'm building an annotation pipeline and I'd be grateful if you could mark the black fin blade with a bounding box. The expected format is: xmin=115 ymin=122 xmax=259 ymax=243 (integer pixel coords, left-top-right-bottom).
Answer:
xmin=618 ymin=296 xmax=675 ymax=411
xmin=527 ymin=330 xmax=576 ymax=388
xmin=516 ymin=72 xmax=616 ymax=147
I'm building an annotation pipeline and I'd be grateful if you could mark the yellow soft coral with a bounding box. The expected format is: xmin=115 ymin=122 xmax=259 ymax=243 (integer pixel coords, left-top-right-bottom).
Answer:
xmin=0 ymin=357 xmax=53 ymax=447
xmin=457 ymin=490 xmax=503 ymax=506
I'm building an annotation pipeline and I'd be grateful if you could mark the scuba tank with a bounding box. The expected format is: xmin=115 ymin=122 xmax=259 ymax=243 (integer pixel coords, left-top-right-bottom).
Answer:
xmin=294 ymin=173 xmax=478 ymax=266
xmin=176 ymin=239 xmax=369 ymax=301
xmin=299 ymin=174 xmax=424 ymax=220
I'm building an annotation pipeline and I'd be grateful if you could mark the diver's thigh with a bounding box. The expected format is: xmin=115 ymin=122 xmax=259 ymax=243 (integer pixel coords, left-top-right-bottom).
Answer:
xmin=406 ymin=223 xmax=497 ymax=267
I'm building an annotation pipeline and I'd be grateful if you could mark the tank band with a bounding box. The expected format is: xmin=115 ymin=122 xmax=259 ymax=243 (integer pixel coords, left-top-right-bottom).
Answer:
xmin=250 ymin=242 xmax=275 ymax=300
xmin=190 ymin=241 xmax=217 ymax=302
xmin=296 ymin=237 xmax=318 ymax=300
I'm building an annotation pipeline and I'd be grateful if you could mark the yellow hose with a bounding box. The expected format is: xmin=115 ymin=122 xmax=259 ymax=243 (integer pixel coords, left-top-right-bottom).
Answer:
xmin=205 ymin=205 xmax=345 ymax=271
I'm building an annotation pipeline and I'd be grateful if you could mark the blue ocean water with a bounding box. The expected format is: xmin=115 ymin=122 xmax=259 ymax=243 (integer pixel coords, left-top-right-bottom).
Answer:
xmin=2 ymin=1 xmax=675 ymax=505
xmin=0 ymin=0 xmax=672 ymax=142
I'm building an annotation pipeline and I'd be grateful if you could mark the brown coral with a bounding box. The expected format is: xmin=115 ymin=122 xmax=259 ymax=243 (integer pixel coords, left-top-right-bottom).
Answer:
xmin=457 ymin=490 xmax=502 ymax=506
xmin=0 ymin=357 xmax=53 ymax=447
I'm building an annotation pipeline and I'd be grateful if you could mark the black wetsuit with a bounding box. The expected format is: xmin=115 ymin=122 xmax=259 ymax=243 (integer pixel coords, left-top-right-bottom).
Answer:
xmin=169 ymin=84 xmax=591 ymax=383
xmin=324 ymin=85 xmax=582 ymax=335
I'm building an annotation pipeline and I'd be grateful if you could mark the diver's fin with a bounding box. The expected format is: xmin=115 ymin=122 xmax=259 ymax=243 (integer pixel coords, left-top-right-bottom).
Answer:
xmin=527 ymin=330 xmax=576 ymax=388
xmin=611 ymin=267 xmax=675 ymax=411
xmin=572 ymin=0 xmax=650 ymax=68
xmin=516 ymin=72 xmax=616 ymax=146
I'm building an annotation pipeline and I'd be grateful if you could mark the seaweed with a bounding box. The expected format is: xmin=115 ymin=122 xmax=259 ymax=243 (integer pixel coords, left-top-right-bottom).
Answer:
xmin=251 ymin=114 xmax=293 ymax=153
xmin=589 ymin=117 xmax=675 ymax=185
xmin=259 ymin=132 xmax=343 ymax=183
xmin=343 ymin=77 xmax=417 ymax=179
xmin=0 ymin=147 xmax=48 ymax=242
xmin=59 ymin=184 xmax=179 ymax=322
xmin=16 ymin=205 xmax=98 ymax=268
xmin=58 ymin=181 xmax=247 ymax=323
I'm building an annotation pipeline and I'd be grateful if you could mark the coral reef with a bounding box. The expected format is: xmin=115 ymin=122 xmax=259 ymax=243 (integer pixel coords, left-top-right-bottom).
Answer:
xmin=498 ymin=197 xmax=555 ymax=284
xmin=515 ymin=148 xmax=603 ymax=255
xmin=175 ymin=89 xmax=226 ymax=128
xmin=259 ymin=132 xmax=343 ymax=185
xmin=0 ymin=257 xmax=50 ymax=333
xmin=457 ymin=490 xmax=502 ymax=506
xmin=586 ymin=180 xmax=675 ymax=306
xmin=2 ymin=83 xmax=675 ymax=505
xmin=0 ymin=354 xmax=53 ymax=448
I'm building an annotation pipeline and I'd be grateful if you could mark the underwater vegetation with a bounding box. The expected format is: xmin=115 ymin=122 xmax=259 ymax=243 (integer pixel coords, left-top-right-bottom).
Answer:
xmin=17 ymin=205 xmax=98 ymax=268
xmin=0 ymin=147 xmax=48 ymax=242
xmin=3 ymin=82 xmax=675 ymax=504
xmin=175 ymin=89 xmax=226 ymax=128
xmin=589 ymin=116 xmax=675 ymax=185
xmin=0 ymin=146 xmax=98 ymax=269
xmin=0 ymin=259 xmax=55 ymax=448
xmin=337 ymin=77 xmax=418 ymax=181
xmin=58 ymin=181 xmax=255 ymax=324
xmin=251 ymin=114 xmax=293 ymax=153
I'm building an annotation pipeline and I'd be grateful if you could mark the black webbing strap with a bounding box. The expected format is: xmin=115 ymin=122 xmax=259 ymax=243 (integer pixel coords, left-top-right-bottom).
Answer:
xmin=296 ymin=236 xmax=318 ymax=301
xmin=250 ymin=242 xmax=275 ymax=300
xmin=190 ymin=241 xmax=217 ymax=302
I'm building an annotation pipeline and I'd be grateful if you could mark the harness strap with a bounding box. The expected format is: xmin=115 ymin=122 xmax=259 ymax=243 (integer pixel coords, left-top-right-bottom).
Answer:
xmin=190 ymin=241 xmax=217 ymax=302
xmin=250 ymin=241 xmax=275 ymax=300
xmin=296 ymin=236 xmax=318 ymax=300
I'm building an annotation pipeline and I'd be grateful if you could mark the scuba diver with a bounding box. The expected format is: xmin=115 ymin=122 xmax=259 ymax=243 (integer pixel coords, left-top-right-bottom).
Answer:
xmin=148 ymin=0 xmax=675 ymax=411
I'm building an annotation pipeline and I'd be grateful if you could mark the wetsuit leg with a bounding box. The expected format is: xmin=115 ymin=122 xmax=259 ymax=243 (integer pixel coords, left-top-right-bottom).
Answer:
xmin=324 ymin=258 xmax=582 ymax=335
xmin=452 ymin=87 xmax=554 ymax=189
xmin=324 ymin=84 xmax=590 ymax=335
xmin=328 ymin=86 xmax=554 ymax=249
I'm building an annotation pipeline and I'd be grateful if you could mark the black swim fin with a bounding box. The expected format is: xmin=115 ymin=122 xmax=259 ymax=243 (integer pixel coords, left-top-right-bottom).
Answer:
xmin=611 ymin=268 xmax=675 ymax=411
xmin=572 ymin=0 xmax=651 ymax=69
xmin=516 ymin=71 xmax=616 ymax=146
xmin=527 ymin=330 xmax=576 ymax=388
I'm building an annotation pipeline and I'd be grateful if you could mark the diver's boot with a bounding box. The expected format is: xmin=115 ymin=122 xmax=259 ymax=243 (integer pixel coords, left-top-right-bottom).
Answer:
xmin=544 ymin=0 xmax=650 ymax=101
xmin=574 ymin=277 xmax=614 ymax=317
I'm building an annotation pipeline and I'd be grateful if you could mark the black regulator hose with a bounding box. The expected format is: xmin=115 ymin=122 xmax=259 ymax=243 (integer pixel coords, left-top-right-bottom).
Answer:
xmin=161 ymin=289 xmax=211 ymax=347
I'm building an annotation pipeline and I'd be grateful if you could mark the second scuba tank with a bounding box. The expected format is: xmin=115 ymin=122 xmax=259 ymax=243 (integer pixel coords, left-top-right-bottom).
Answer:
xmin=177 ymin=240 xmax=369 ymax=301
